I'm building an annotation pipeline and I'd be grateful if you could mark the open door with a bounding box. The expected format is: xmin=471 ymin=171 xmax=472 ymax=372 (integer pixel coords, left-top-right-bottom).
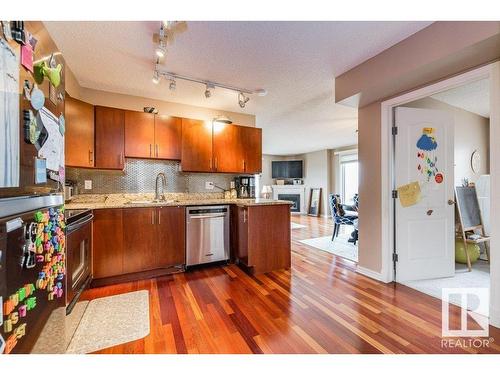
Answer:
xmin=394 ymin=107 xmax=455 ymax=282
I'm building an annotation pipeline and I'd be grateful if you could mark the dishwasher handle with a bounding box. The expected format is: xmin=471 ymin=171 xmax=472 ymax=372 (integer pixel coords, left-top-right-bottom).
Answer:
xmin=189 ymin=214 xmax=226 ymax=220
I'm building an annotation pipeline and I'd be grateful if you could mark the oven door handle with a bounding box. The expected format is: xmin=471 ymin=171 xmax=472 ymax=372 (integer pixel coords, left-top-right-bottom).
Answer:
xmin=67 ymin=214 xmax=94 ymax=233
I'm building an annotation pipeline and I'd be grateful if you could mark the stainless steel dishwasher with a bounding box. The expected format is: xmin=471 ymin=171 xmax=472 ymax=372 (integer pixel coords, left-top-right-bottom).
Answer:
xmin=186 ymin=205 xmax=230 ymax=266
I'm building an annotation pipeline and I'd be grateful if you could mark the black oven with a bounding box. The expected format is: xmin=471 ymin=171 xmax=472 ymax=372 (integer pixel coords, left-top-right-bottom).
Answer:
xmin=65 ymin=210 xmax=93 ymax=314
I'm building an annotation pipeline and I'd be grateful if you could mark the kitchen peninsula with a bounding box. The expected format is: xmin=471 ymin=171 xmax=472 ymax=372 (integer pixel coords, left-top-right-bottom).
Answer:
xmin=66 ymin=193 xmax=292 ymax=286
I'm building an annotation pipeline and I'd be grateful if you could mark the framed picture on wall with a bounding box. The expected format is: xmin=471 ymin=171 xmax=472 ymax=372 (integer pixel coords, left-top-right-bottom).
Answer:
xmin=307 ymin=188 xmax=322 ymax=217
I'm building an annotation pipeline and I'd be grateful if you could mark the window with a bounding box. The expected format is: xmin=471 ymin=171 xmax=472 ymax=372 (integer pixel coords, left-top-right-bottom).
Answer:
xmin=340 ymin=153 xmax=358 ymax=205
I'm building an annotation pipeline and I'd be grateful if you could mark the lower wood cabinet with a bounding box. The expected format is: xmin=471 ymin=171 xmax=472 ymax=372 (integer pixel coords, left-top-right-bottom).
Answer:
xmin=232 ymin=204 xmax=291 ymax=274
xmin=92 ymin=209 xmax=124 ymax=279
xmin=92 ymin=206 xmax=185 ymax=281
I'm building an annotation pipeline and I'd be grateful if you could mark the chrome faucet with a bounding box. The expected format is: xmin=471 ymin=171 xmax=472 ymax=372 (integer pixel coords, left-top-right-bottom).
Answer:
xmin=155 ymin=173 xmax=167 ymax=201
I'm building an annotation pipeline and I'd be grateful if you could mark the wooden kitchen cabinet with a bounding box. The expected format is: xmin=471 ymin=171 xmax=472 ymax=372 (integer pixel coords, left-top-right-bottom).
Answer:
xmin=95 ymin=106 xmax=125 ymax=170
xmin=124 ymin=111 xmax=155 ymax=158
xmin=233 ymin=204 xmax=291 ymax=274
xmin=241 ymin=126 xmax=262 ymax=174
xmin=213 ymin=124 xmax=245 ymax=173
xmin=181 ymin=118 xmax=213 ymax=172
xmin=65 ymin=96 xmax=95 ymax=168
xmin=122 ymin=208 xmax=158 ymax=274
xmin=156 ymin=206 xmax=185 ymax=267
xmin=92 ymin=209 xmax=124 ymax=279
xmin=92 ymin=207 xmax=185 ymax=283
xmin=155 ymin=115 xmax=182 ymax=160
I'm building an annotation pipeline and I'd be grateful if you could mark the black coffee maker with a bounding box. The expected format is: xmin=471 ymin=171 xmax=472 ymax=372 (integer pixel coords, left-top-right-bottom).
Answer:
xmin=234 ymin=176 xmax=255 ymax=198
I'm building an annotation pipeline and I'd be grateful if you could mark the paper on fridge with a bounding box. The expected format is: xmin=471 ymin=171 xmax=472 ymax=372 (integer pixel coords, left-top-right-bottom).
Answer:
xmin=397 ymin=181 xmax=422 ymax=208
xmin=37 ymin=107 xmax=64 ymax=172
xmin=0 ymin=38 xmax=20 ymax=188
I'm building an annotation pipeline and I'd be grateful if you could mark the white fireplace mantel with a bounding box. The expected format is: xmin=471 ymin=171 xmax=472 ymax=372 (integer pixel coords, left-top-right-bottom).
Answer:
xmin=272 ymin=185 xmax=306 ymax=214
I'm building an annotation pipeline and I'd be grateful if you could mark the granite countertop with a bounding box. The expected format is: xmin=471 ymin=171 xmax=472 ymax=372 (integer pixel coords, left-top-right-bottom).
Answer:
xmin=65 ymin=193 xmax=293 ymax=210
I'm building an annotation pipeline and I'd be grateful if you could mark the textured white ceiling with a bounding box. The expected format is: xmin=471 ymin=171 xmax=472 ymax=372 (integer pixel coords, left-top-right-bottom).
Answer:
xmin=431 ymin=78 xmax=490 ymax=118
xmin=44 ymin=21 xmax=432 ymax=155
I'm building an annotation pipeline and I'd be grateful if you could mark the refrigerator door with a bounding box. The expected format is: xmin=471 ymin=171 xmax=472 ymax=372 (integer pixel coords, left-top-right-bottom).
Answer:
xmin=1 ymin=194 xmax=66 ymax=354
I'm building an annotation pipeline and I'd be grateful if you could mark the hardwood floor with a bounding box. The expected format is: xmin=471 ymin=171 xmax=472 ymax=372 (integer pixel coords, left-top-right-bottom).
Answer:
xmin=81 ymin=215 xmax=500 ymax=354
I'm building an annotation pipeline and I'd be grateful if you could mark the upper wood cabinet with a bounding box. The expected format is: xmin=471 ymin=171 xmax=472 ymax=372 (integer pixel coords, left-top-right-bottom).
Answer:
xmin=124 ymin=111 xmax=155 ymax=158
xmin=241 ymin=126 xmax=262 ymax=174
xmin=154 ymin=115 xmax=182 ymax=160
xmin=182 ymin=120 xmax=262 ymax=174
xmin=181 ymin=118 xmax=213 ymax=172
xmin=124 ymin=112 xmax=182 ymax=160
xmin=213 ymin=124 xmax=245 ymax=173
xmin=95 ymin=106 xmax=125 ymax=170
xmin=65 ymin=96 xmax=95 ymax=168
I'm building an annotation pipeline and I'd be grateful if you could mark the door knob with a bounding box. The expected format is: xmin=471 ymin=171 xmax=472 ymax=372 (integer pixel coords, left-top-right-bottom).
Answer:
xmin=448 ymin=200 xmax=455 ymax=205
xmin=426 ymin=209 xmax=434 ymax=216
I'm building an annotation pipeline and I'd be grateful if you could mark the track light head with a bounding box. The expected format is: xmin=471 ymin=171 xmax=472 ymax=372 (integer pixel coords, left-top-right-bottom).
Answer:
xmin=155 ymin=40 xmax=167 ymax=58
xmin=152 ymin=70 xmax=160 ymax=84
xmin=169 ymin=78 xmax=176 ymax=91
xmin=204 ymin=83 xmax=214 ymax=98
xmin=238 ymin=92 xmax=250 ymax=108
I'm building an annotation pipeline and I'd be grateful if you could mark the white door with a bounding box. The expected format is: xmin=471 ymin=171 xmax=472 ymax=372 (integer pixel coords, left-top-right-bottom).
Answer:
xmin=395 ymin=107 xmax=455 ymax=282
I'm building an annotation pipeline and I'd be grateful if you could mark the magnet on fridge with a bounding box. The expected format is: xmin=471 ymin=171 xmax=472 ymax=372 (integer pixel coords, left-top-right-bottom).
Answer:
xmin=26 ymin=297 xmax=36 ymax=311
xmin=17 ymin=288 xmax=26 ymax=302
xmin=14 ymin=323 xmax=26 ymax=339
xmin=3 ymin=319 xmax=12 ymax=334
xmin=47 ymin=293 xmax=54 ymax=301
xmin=18 ymin=305 xmax=27 ymax=318
xmin=4 ymin=334 xmax=18 ymax=354
xmin=30 ymin=85 xmax=45 ymax=110
xmin=4 ymin=299 xmax=14 ymax=316
xmin=8 ymin=312 xmax=19 ymax=325
xmin=9 ymin=294 xmax=19 ymax=307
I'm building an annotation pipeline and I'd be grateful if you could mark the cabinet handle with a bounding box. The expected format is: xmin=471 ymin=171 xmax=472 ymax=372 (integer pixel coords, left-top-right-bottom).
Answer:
xmin=243 ymin=209 xmax=247 ymax=223
xmin=209 ymin=158 xmax=212 ymax=170
xmin=215 ymin=157 xmax=218 ymax=170
xmin=149 ymin=144 xmax=152 ymax=157
xmin=156 ymin=144 xmax=159 ymax=158
xmin=243 ymin=159 xmax=246 ymax=172
xmin=158 ymin=209 xmax=161 ymax=225
xmin=89 ymin=150 xmax=93 ymax=165
xmin=151 ymin=210 xmax=155 ymax=225
xmin=118 ymin=153 xmax=123 ymax=166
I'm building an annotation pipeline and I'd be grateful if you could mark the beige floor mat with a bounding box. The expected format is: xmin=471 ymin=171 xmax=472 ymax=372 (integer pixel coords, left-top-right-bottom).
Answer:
xmin=66 ymin=290 xmax=150 ymax=354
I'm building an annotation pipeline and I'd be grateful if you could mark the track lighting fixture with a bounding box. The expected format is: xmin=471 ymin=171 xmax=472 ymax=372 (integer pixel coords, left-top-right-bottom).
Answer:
xmin=238 ymin=92 xmax=250 ymax=108
xmin=155 ymin=40 xmax=167 ymax=58
xmin=204 ymin=83 xmax=214 ymax=98
xmin=169 ymin=78 xmax=176 ymax=91
xmin=152 ymin=70 xmax=160 ymax=84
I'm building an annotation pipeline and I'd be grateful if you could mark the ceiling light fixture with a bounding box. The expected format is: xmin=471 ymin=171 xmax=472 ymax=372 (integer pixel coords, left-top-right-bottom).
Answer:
xmin=169 ymin=78 xmax=176 ymax=91
xmin=152 ymin=70 xmax=160 ymax=84
xmin=238 ymin=92 xmax=250 ymax=108
xmin=204 ymin=83 xmax=214 ymax=98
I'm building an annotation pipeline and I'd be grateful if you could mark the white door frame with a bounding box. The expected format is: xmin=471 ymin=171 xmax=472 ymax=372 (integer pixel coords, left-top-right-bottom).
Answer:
xmin=380 ymin=62 xmax=500 ymax=326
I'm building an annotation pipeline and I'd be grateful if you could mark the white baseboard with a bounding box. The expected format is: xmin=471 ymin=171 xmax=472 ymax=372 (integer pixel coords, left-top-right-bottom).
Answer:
xmin=356 ymin=265 xmax=392 ymax=283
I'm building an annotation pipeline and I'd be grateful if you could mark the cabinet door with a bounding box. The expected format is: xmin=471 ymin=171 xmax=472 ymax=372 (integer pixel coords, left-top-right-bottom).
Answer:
xmin=92 ymin=209 xmax=124 ymax=279
xmin=155 ymin=115 xmax=182 ymax=160
xmin=213 ymin=124 xmax=245 ymax=173
xmin=181 ymin=118 xmax=213 ymax=172
xmin=65 ymin=96 xmax=95 ymax=167
xmin=156 ymin=207 xmax=185 ymax=267
xmin=124 ymin=111 xmax=155 ymax=158
xmin=242 ymin=127 xmax=262 ymax=174
xmin=122 ymin=208 xmax=158 ymax=274
xmin=237 ymin=207 xmax=249 ymax=264
xmin=95 ymin=106 xmax=125 ymax=169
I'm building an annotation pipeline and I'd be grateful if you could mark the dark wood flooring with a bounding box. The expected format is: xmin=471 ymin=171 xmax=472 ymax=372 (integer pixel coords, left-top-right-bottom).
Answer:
xmin=81 ymin=215 xmax=500 ymax=354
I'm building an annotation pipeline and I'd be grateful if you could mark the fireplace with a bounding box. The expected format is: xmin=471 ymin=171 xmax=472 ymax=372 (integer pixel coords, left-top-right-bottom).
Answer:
xmin=278 ymin=194 xmax=301 ymax=213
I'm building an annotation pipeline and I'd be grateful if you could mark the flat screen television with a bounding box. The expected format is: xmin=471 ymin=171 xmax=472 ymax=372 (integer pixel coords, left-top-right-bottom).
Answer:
xmin=272 ymin=160 xmax=303 ymax=179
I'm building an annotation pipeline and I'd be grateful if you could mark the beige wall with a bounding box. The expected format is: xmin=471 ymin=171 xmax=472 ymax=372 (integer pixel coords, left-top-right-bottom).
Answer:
xmin=65 ymin=67 xmax=256 ymax=127
xmin=403 ymin=97 xmax=490 ymax=186
xmin=338 ymin=22 xmax=500 ymax=276
xmin=357 ymin=103 xmax=382 ymax=272
xmin=336 ymin=21 xmax=500 ymax=107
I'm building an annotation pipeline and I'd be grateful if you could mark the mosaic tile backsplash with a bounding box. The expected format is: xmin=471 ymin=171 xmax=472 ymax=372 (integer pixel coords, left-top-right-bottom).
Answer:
xmin=66 ymin=159 xmax=238 ymax=194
